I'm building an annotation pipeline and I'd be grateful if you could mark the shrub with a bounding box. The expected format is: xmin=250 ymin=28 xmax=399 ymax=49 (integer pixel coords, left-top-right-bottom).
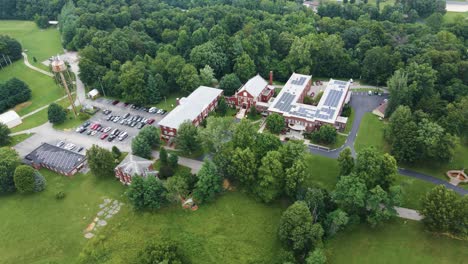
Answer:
xmin=55 ymin=191 xmax=66 ymax=200
xmin=33 ymin=171 xmax=47 ymax=192
xmin=48 ymin=103 xmax=67 ymax=124
xmin=14 ymin=165 xmax=35 ymax=193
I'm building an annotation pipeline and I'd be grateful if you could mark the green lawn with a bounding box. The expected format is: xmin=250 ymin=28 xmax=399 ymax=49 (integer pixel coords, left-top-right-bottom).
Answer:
xmin=0 ymin=20 xmax=63 ymax=63
xmin=354 ymin=113 xmax=389 ymax=153
xmin=0 ymin=20 xmax=65 ymax=115
xmin=326 ymin=219 xmax=467 ymax=264
xmin=53 ymin=109 xmax=91 ymax=131
xmin=394 ymin=174 xmax=436 ymax=210
xmin=7 ymin=132 xmax=33 ymax=147
xmin=79 ymin=191 xmax=284 ymax=263
xmin=10 ymin=97 xmax=71 ymax=133
xmin=343 ymin=108 xmax=355 ymax=134
xmin=154 ymin=92 xmax=185 ymax=111
xmin=0 ymin=61 xmax=65 ymax=116
xmin=310 ymin=134 xmax=347 ymax=150
xmin=0 ymin=170 xmax=125 ymax=264
xmin=303 ymin=154 xmax=340 ymax=190
xmin=444 ymin=11 xmax=468 ymax=23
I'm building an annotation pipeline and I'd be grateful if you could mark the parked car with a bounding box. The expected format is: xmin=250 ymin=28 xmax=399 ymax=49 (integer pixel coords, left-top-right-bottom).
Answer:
xmin=77 ymin=147 xmax=84 ymax=152
xmin=75 ymin=126 xmax=83 ymax=133
xmin=147 ymin=118 xmax=155 ymax=124
xmin=120 ymin=119 xmax=126 ymax=125
xmin=123 ymin=102 xmax=129 ymax=107
xmin=130 ymin=121 xmax=137 ymax=127
xmin=107 ymin=135 xmax=116 ymax=142
xmin=91 ymin=131 xmax=98 ymax=136
xmin=113 ymin=116 xmax=121 ymax=123
xmin=123 ymin=113 xmax=130 ymax=119
xmin=137 ymin=122 xmax=145 ymax=129
xmin=87 ymin=130 xmax=92 ymax=135
xmin=79 ymin=128 xmax=87 ymax=134
xmin=112 ymin=100 xmax=120 ymax=105
xmin=82 ymin=121 xmax=91 ymax=127
xmin=104 ymin=127 xmax=111 ymax=133
xmin=160 ymin=109 xmax=167 ymax=115
xmin=100 ymin=133 xmax=108 ymax=140
xmin=56 ymin=141 xmax=65 ymax=147
xmin=119 ymin=133 xmax=128 ymax=141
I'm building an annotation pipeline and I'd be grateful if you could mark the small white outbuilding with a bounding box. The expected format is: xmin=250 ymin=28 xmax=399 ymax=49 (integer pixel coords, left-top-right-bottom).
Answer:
xmin=87 ymin=89 xmax=100 ymax=99
xmin=0 ymin=110 xmax=22 ymax=128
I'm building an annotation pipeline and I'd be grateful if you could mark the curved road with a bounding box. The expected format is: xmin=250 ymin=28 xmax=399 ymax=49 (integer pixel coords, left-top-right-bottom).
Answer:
xmin=307 ymin=92 xmax=467 ymax=196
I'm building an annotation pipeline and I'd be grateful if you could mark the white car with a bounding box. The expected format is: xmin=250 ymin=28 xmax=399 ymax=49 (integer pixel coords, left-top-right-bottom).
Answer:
xmin=91 ymin=131 xmax=98 ymax=136
xmin=104 ymin=127 xmax=111 ymax=133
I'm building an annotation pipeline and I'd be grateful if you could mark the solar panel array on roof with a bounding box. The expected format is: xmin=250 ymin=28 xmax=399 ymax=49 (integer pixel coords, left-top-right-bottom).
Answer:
xmin=291 ymin=77 xmax=307 ymax=86
xmin=323 ymin=90 xmax=343 ymax=108
xmin=315 ymin=107 xmax=336 ymax=120
xmin=334 ymin=80 xmax=348 ymax=85
xmin=273 ymin=92 xmax=295 ymax=112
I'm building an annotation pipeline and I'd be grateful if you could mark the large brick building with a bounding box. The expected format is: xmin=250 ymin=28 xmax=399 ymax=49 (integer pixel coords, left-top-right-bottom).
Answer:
xmin=227 ymin=73 xmax=275 ymax=112
xmin=268 ymin=73 xmax=351 ymax=132
xmin=159 ymin=86 xmax=223 ymax=140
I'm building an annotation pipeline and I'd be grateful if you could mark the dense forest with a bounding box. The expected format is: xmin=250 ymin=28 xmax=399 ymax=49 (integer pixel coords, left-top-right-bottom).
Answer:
xmin=0 ymin=35 xmax=22 ymax=62
xmin=1 ymin=0 xmax=466 ymax=153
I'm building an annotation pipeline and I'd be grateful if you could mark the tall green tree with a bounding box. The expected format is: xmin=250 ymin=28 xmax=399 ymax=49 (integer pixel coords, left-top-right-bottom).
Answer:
xmin=338 ymin=147 xmax=354 ymax=176
xmin=132 ymin=135 xmax=152 ymax=159
xmin=285 ymin=158 xmax=307 ymax=197
xmin=193 ymin=160 xmax=222 ymax=204
xmin=0 ymin=123 xmax=11 ymax=147
xmin=47 ymin=103 xmax=66 ymax=124
xmin=138 ymin=126 xmax=160 ymax=149
xmin=332 ymin=174 xmax=367 ymax=216
xmin=199 ymin=65 xmax=216 ymax=86
xmin=134 ymin=240 xmax=187 ymax=264
xmin=175 ymin=121 xmax=200 ymax=154
xmin=279 ymin=140 xmax=306 ymax=169
xmin=354 ymin=147 xmax=397 ymax=190
xmin=232 ymin=119 xmax=257 ymax=149
xmin=126 ymin=176 xmax=167 ymax=210
xmin=266 ymin=113 xmax=285 ymax=134
xmin=86 ymin=145 xmax=115 ymax=177
xmin=176 ymin=64 xmax=200 ymax=94
xmin=234 ymin=52 xmax=256 ymax=83
xmin=198 ymin=116 xmax=234 ymax=153
xmin=278 ymin=201 xmax=314 ymax=254
xmin=226 ymin=147 xmax=257 ymax=187
xmin=219 ymin=73 xmax=242 ymax=96
xmin=386 ymin=106 xmax=419 ymax=162
xmin=255 ymin=150 xmax=284 ymax=203
xmin=146 ymin=74 xmax=162 ymax=104
xmin=0 ymin=147 xmax=19 ymax=194
xmin=13 ymin=165 xmax=35 ymax=193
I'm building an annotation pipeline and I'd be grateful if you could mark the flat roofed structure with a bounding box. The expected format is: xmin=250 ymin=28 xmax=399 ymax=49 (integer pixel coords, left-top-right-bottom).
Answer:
xmin=159 ymin=86 xmax=223 ymax=139
xmin=159 ymin=86 xmax=223 ymax=130
xmin=0 ymin=110 xmax=22 ymax=128
xmin=268 ymin=74 xmax=351 ymax=130
xmin=23 ymin=143 xmax=86 ymax=176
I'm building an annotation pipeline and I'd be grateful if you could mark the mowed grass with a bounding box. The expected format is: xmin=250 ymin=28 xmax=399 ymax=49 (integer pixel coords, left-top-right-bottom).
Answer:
xmin=0 ymin=61 xmax=65 ymax=115
xmin=343 ymin=107 xmax=355 ymax=134
xmin=10 ymin=96 xmax=70 ymax=133
xmin=326 ymin=219 xmax=467 ymax=264
xmin=354 ymin=113 xmax=389 ymax=153
xmin=0 ymin=20 xmax=65 ymax=115
xmin=394 ymin=174 xmax=436 ymax=210
xmin=82 ymin=191 xmax=284 ymax=263
xmin=0 ymin=170 xmax=125 ymax=264
xmin=154 ymin=92 xmax=185 ymax=111
xmin=0 ymin=20 xmax=63 ymax=63
xmin=7 ymin=132 xmax=34 ymax=147
xmin=304 ymin=154 xmax=340 ymax=190
xmin=444 ymin=11 xmax=468 ymax=23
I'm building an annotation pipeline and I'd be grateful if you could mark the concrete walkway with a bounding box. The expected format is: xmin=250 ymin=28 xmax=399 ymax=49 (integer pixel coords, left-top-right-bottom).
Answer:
xmin=22 ymin=52 xmax=54 ymax=77
xmin=20 ymin=94 xmax=70 ymax=119
xmin=395 ymin=207 xmax=423 ymax=221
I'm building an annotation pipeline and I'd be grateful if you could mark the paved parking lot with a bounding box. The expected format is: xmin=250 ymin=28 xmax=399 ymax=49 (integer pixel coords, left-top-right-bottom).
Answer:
xmin=74 ymin=98 xmax=167 ymax=144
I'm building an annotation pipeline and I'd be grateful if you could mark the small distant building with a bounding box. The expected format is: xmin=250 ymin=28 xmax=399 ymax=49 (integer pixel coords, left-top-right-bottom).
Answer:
xmin=87 ymin=89 xmax=100 ymax=100
xmin=303 ymin=1 xmax=320 ymax=12
xmin=114 ymin=154 xmax=157 ymax=185
xmin=0 ymin=110 xmax=22 ymax=128
xmin=48 ymin=21 xmax=59 ymax=25
xmin=23 ymin=143 xmax=86 ymax=176
xmin=268 ymin=73 xmax=351 ymax=132
xmin=227 ymin=73 xmax=275 ymax=112
xmin=372 ymin=100 xmax=388 ymax=118
xmin=159 ymin=86 xmax=223 ymax=140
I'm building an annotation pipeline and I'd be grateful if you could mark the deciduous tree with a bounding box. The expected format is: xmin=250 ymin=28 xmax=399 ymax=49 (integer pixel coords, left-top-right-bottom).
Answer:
xmin=193 ymin=160 xmax=222 ymax=203
xmin=266 ymin=113 xmax=285 ymax=134
xmin=219 ymin=73 xmax=242 ymax=96
xmin=86 ymin=145 xmax=115 ymax=177
xmin=255 ymin=150 xmax=283 ymax=203
xmin=278 ymin=201 xmax=314 ymax=254
xmin=338 ymin=147 xmax=354 ymax=176
xmin=175 ymin=121 xmax=200 ymax=154
xmin=47 ymin=103 xmax=66 ymax=124
xmin=0 ymin=123 xmax=11 ymax=147
xmin=14 ymin=165 xmax=35 ymax=193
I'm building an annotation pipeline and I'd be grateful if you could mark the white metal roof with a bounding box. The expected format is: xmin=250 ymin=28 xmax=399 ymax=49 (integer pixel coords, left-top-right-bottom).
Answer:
xmin=116 ymin=154 xmax=156 ymax=177
xmin=158 ymin=86 xmax=223 ymax=129
xmin=238 ymin=74 xmax=268 ymax=98
xmin=88 ymin=89 xmax=99 ymax=97
xmin=0 ymin=110 xmax=21 ymax=124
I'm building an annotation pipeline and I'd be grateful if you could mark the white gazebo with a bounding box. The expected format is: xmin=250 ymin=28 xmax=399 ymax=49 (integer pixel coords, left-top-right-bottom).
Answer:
xmin=0 ymin=110 xmax=22 ymax=128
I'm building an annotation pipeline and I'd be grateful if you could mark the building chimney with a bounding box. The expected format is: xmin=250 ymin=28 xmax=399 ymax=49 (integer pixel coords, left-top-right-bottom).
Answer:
xmin=269 ymin=71 xmax=273 ymax=85
xmin=176 ymin=98 xmax=180 ymax=105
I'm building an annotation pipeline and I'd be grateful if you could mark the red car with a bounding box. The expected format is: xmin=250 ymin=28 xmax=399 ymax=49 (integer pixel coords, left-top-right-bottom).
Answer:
xmin=112 ymin=100 xmax=120 ymax=105
xmin=146 ymin=118 xmax=155 ymax=124
xmin=92 ymin=123 xmax=101 ymax=130
xmin=100 ymin=133 xmax=108 ymax=140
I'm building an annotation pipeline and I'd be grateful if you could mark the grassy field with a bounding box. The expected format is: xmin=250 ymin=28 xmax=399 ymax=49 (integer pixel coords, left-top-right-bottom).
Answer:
xmin=53 ymin=108 xmax=90 ymax=131
xmin=0 ymin=61 xmax=65 ymax=116
xmin=444 ymin=11 xmax=468 ymax=23
xmin=80 ymin=191 xmax=284 ymax=263
xmin=0 ymin=170 xmax=125 ymax=264
xmin=153 ymin=92 xmax=185 ymax=111
xmin=310 ymin=134 xmax=347 ymax=150
xmin=0 ymin=20 xmax=65 ymax=115
xmin=343 ymin=108 xmax=355 ymax=134
xmin=10 ymin=96 xmax=71 ymax=133
xmin=354 ymin=113 xmax=389 ymax=153
xmin=326 ymin=219 xmax=467 ymax=264
xmin=303 ymin=154 xmax=340 ymax=190
xmin=7 ymin=132 xmax=34 ymax=147
xmin=394 ymin=174 xmax=436 ymax=210
xmin=0 ymin=20 xmax=62 ymax=64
